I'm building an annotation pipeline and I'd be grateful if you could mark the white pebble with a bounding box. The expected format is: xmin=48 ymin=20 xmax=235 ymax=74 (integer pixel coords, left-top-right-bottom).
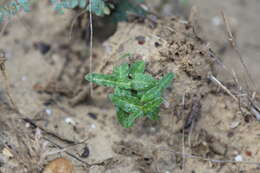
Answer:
xmin=25 ymin=122 xmax=30 ymax=128
xmin=90 ymin=124 xmax=96 ymax=129
xmin=235 ymin=155 xmax=243 ymax=162
xmin=65 ymin=117 xmax=76 ymax=126
xmin=45 ymin=109 xmax=52 ymax=116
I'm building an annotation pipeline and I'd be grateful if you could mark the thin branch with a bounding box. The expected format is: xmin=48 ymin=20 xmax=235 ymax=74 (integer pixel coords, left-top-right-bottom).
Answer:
xmin=22 ymin=117 xmax=76 ymax=144
xmin=43 ymin=136 xmax=92 ymax=168
xmin=221 ymin=11 xmax=255 ymax=90
xmin=89 ymin=0 xmax=94 ymax=97
xmin=43 ymin=138 xmax=88 ymax=157
xmin=209 ymin=74 xmax=238 ymax=102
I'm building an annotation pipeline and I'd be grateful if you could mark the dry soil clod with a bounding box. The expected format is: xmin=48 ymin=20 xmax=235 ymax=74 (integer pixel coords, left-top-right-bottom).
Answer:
xmin=43 ymin=158 xmax=74 ymax=173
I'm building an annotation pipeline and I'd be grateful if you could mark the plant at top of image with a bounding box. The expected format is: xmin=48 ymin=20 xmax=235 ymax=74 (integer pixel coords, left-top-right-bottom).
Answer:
xmin=0 ymin=0 xmax=32 ymax=22
xmin=85 ymin=60 xmax=174 ymax=128
xmin=0 ymin=0 xmax=147 ymax=23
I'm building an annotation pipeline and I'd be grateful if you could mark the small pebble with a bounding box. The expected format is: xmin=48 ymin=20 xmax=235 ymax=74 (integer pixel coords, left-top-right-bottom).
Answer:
xmin=90 ymin=124 xmax=96 ymax=129
xmin=34 ymin=41 xmax=51 ymax=55
xmin=80 ymin=145 xmax=90 ymax=158
xmin=245 ymin=151 xmax=252 ymax=157
xmin=154 ymin=42 xmax=161 ymax=48
xmin=25 ymin=122 xmax=30 ymax=128
xmin=65 ymin=117 xmax=76 ymax=126
xmin=45 ymin=109 xmax=52 ymax=116
xmin=43 ymin=158 xmax=73 ymax=173
xmin=135 ymin=36 xmax=146 ymax=45
xmin=88 ymin=112 xmax=97 ymax=120
xmin=234 ymin=155 xmax=243 ymax=162
xmin=227 ymin=131 xmax=234 ymax=138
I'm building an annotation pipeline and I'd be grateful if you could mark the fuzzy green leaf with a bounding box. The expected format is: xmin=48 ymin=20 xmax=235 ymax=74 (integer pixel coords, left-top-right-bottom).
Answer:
xmin=113 ymin=63 xmax=129 ymax=79
xmin=141 ymin=73 xmax=174 ymax=102
xmin=131 ymin=73 xmax=157 ymax=90
xmin=129 ymin=60 xmax=145 ymax=77
xmin=158 ymin=72 xmax=174 ymax=90
xmin=79 ymin=0 xmax=87 ymax=8
xmin=147 ymin=107 xmax=160 ymax=120
xmin=126 ymin=110 xmax=143 ymax=127
xmin=109 ymin=94 xmax=142 ymax=113
xmin=116 ymin=108 xmax=143 ymax=128
xmin=143 ymin=97 xmax=163 ymax=113
xmin=85 ymin=73 xmax=131 ymax=89
xmin=141 ymin=86 xmax=161 ymax=102
xmin=87 ymin=0 xmax=108 ymax=16
xmin=136 ymin=90 xmax=146 ymax=98
xmin=116 ymin=107 xmax=130 ymax=128
xmin=114 ymin=87 xmax=131 ymax=97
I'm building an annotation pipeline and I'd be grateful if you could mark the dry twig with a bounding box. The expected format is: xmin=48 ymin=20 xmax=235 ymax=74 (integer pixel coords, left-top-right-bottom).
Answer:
xmin=221 ymin=11 xmax=255 ymax=90
xmin=209 ymin=74 xmax=238 ymax=102
xmin=221 ymin=11 xmax=260 ymax=121
xmin=89 ymin=0 xmax=94 ymax=97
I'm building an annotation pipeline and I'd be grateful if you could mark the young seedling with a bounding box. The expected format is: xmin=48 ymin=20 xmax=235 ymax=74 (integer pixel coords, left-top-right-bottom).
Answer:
xmin=85 ymin=60 xmax=174 ymax=128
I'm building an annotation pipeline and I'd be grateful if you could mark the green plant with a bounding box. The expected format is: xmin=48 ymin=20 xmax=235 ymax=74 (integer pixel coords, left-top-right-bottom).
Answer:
xmin=0 ymin=0 xmax=146 ymax=23
xmin=0 ymin=0 xmax=31 ymax=22
xmin=85 ymin=60 xmax=174 ymax=128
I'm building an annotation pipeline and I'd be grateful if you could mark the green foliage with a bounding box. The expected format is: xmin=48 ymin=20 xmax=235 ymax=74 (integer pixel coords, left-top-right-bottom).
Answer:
xmin=0 ymin=0 xmax=147 ymax=23
xmin=51 ymin=0 xmax=110 ymax=15
xmin=51 ymin=0 xmax=84 ymax=13
xmin=51 ymin=0 xmax=147 ymax=20
xmin=87 ymin=0 xmax=110 ymax=16
xmin=85 ymin=60 xmax=174 ymax=128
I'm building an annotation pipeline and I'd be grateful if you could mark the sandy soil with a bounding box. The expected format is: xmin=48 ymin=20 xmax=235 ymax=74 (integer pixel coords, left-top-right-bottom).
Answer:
xmin=152 ymin=0 xmax=260 ymax=90
xmin=0 ymin=1 xmax=260 ymax=173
